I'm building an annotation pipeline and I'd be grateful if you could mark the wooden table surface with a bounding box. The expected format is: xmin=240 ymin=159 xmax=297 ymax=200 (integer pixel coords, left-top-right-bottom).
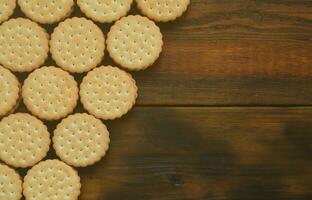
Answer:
xmin=11 ymin=1 xmax=312 ymax=199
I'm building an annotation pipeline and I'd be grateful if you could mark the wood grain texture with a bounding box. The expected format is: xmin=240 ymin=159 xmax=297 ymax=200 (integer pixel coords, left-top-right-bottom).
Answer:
xmin=4 ymin=1 xmax=312 ymax=200
xmin=14 ymin=107 xmax=312 ymax=200
xmin=133 ymin=0 xmax=312 ymax=105
xmin=11 ymin=0 xmax=312 ymax=106
xmin=74 ymin=107 xmax=312 ymax=200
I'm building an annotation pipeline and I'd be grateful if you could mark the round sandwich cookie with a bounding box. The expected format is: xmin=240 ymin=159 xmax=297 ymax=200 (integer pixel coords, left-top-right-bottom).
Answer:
xmin=77 ymin=0 xmax=133 ymax=23
xmin=0 ymin=0 xmax=16 ymax=24
xmin=136 ymin=0 xmax=190 ymax=22
xmin=0 ymin=163 xmax=22 ymax=200
xmin=107 ymin=15 xmax=163 ymax=70
xmin=80 ymin=66 xmax=138 ymax=120
xmin=50 ymin=17 xmax=105 ymax=73
xmin=23 ymin=159 xmax=81 ymax=200
xmin=0 ymin=18 xmax=49 ymax=72
xmin=0 ymin=65 xmax=20 ymax=118
xmin=0 ymin=113 xmax=50 ymax=168
xmin=18 ymin=0 xmax=74 ymax=24
xmin=22 ymin=66 xmax=79 ymax=121
xmin=53 ymin=113 xmax=110 ymax=167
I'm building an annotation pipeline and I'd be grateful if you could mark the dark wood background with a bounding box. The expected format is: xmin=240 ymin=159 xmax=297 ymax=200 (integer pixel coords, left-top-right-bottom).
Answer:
xmin=9 ymin=0 xmax=312 ymax=199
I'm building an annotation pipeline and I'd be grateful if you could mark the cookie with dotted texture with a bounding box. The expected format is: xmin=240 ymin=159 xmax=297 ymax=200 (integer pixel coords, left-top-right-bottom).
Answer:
xmin=0 ymin=65 xmax=20 ymax=118
xmin=0 ymin=113 xmax=50 ymax=168
xmin=53 ymin=113 xmax=110 ymax=167
xmin=77 ymin=0 xmax=133 ymax=23
xmin=0 ymin=163 xmax=22 ymax=200
xmin=0 ymin=18 xmax=49 ymax=72
xmin=80 ymin=66 xmax=138 ymax=120
xmin=50 ymin=17 xmax=105 ymax=73
xmin=23 ymin=159 xmax=81 ymax=200
xmin=136 ymin=0 xmax=190 ymax=22
xmin=22 ymin=66 xmax=78 ymax=121
xmin=18 ymin=0 xmax=74 ymax=24
xmin=0 ymin=0 xmax=16 ymax=24
xmin=107 ymin=15 xmax=163 ymax=70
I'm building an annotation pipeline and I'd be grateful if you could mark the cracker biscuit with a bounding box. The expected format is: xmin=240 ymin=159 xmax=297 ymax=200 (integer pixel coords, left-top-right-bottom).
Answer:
xmin=0 ymin=18 xmax=49 ymax=72
xmin=23 ymin=159 xmax=81 ymax=200
xmin=107 ymin=15 xmax=163 ymax=70
xmin=50 ymin=17 xmax=105 ymax=73
xmin=80 ymin=66 xmax=138 ymax=120
xmin=77 ymin=0 xmax=133 ymax=23
xmin=53 ymin=113 xmax=110 ymax=167
xmin=0 ymin=0 xmax=16 ymax=24
xmin=0 ymin=65 xmax=20 ymax=118
xmin=6 ymin=97 xmax=20 ymax=116
xmin=18 ymin=0 xmax=74 ymax=24
xmin=0 ymin=113 xmax=50 ymax=168
xmin=0 ymin=163 xmax=22 ymax=200
xmin=22 ymin=66 xmax=78 ymax=121
xmin=136 ymin=0 xmax=190 ymax=22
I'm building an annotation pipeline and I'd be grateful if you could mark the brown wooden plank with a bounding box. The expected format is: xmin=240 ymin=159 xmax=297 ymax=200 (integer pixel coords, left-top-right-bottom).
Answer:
xmin=3 ymin=2 xmax=311 ymax=200
xmin=133 ymin=0 xmax=312 ymax=105
xmin=9 ymin=0 xmax=312 ymax=106
xmin=15 ymin=106 xmax=310 ymax=200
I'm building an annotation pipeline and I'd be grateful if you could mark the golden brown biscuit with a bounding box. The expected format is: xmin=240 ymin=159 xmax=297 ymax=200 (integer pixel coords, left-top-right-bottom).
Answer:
xmin=22 ymin=66 xmax=78 ymax=121
xmin=53 ymin=113 xmax=110 ymax=167
xmin=136 ymin=0 xmax=190 ymax=22
xmin=0 ymin=0 xmax=16 ymax=24
xmin=23 ymin=159 xmax=81 ymax=200
xmin=77 ymin=0 xmax=133 ymax=23
xmin=0 ymin=163 xmax=22 ymax=200
xmin=107 ymin=15 xmax=163 ymax=70
xmin=0 ymin=113 xmax=50 ymax=168
xmin=0 ymin=18 xmax=49 ymax=72
xmin=18 ymin=0 xmax=74 ymax=24
xmin=0 ymin=65 xmax=19 ymax=118
xmin=80 ymin=66 xmax=138 ymax=120
xmin=50 ymin=17 xmax=105 ymax=73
